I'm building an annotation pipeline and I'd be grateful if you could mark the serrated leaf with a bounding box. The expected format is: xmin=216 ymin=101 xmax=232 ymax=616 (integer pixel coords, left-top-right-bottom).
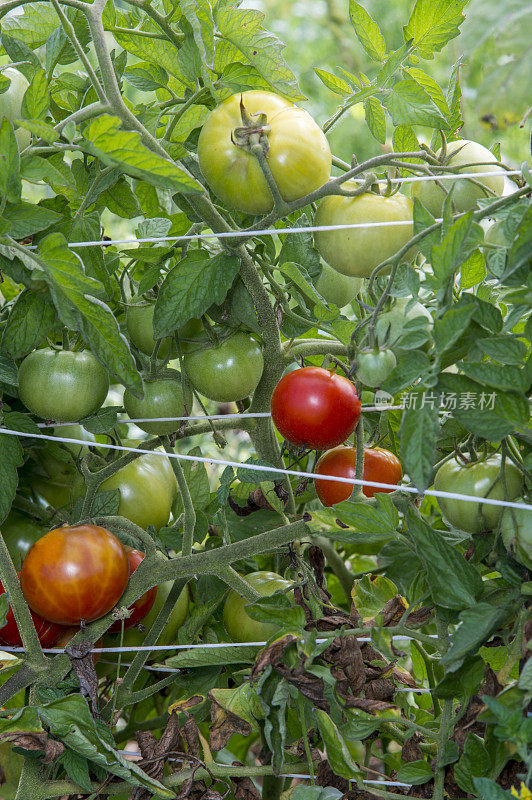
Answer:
xmin=396 ymin=760 xmax=433 ymax=785
xmin=381 ymin=351 xmax=430 ymax=394
xmin=21 ymin=68 xmax=48 ymax=120
xmin=433 ymin=303 xmax=476 ymax=354
xmin=167 ymin=645 xmax=259 ymax=669
xmin=477 ymin=336 xmax=528 ymax=365
xmin=333 ymin=494 xmax=399 ymax=537
xmin=413 ymin=198 xmax=439 ymax=259
xmin=0 ymin=121 xmax=22 ymax=204
xmin=403 ymin=0 xmax=467 ymax=60
xmin=315 ymin=709 xmax=359 ymax=780
xmin=17 ymin=119 xmax=59 ymax=143
xmin=383 ymin=78 xmax=450 ymax=129
xmin=406 ymin=67 xmax=450 ymax=117
xmin=123 ymin=62 xmax=169 ymax=92
xmin=431 ymin=213 xmax=475 ymax=285
xmin=1 ymin=202 xmax=61 ymax=239
xmin=458 ymin=361 xmax=529 ymax=393
xmin=181 ymin=0 xmax=214 ymax=67
xmin=460 ymin=248 xmax=486 ymax=288
xmin=400 ymin=395 xmax=440 ymax=491
xmin=349 ymin=2 xmax=386 ymax=61
xmin=364 ymin=96 xmax=386 ymax=143
xmin=112 ymin=30 xmax=192 ymax=87
xmin=314 ymin=68 xmax=352 ymax=96
xmin=83 ymin=115 xmax=201 ymax=193
xmin=1 ymin=290 xmax=56 ymax=359
xmin=377 ymin=41 xmax=411 ymax=87
xmin=154 ymin=251 xmax=239 ymax=336
xmin=392 ymin=125 xmax=422 ymax=176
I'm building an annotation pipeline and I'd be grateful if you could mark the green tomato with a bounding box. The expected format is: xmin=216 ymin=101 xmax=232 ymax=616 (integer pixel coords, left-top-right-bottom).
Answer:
xmin=355 ymin=348 xmax=396 ymax=388
xmin=98 ymin=451 xmax=178 ymax=530
xmin=50 ymin=423 xmax=96 ymax=458
xmin=183 ymin=331 xmax=264 ymax=402
xmin=0 ymin=68 xmax=30 ymax=150
xmin=1 ymin=511 xmax=47 ymax=570
xmin=501 ymin=505 xmax=532 ymax=569
xmin=223 ymin=571 xmax=292 ymax=643
xmin=434 ymin=455 xmax=523 ymax=534
xmin=484 ymin=220 xmax=508 ymax=249
xmin=315 ymin=262 xmax=362 ymax=308
xmin=126 ymin=300 xmax=202 ymax=359
xmin=197 ymin=90 xmax=331 ymax=215
xmin=411 ymin=140 xmax=505 ymax=216
xmin=314 ymin=190 xmax=414 ymax=278
xmin=375 ymin=298 xmax=433 ymax=350
xmin=18 ymin=349 xmax=109 ymax=422
xmin=123 ymin=371 xmax=193 ymax=435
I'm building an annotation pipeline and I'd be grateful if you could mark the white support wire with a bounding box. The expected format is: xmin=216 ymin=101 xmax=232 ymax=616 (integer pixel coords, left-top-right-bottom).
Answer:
xmin=2 ymin=426 xmax=531 ymax=512
xmin=8 ymin=167 xmax=521 ymax=250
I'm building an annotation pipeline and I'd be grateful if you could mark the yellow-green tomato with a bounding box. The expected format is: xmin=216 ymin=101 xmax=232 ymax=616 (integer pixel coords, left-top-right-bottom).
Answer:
xmin=0 ymin=68 xmax=30 ymax=150
xmin=183 ymin=331 xmax=264 ymax=402
xmin=99 ymin=452 xmax=178 ymax=530
xmin=501 ymin=505 xmax=532 ymax=570
xmin=375 ymin=298 xmax=433 ymax=349
xmin=197 ymin=90 xmax=331 ymax=215
xmin=123 ymin=371 xmax=193 ymax=435
xmin=315 ymin=262 xmax=362 ymax=308
xmin=223 ymin=571 xmax=292 ymax=643
xmin=314 ymin=191 xmax=414 ymax=277
xmin=411 ymin=140 xmax=505 ymax=216
xmin=434 ymin=455 xmax=523 ymax=534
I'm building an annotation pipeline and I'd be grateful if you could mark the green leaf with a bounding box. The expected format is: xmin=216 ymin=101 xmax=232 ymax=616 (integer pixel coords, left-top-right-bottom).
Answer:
xmin=351 ymin=575 xmax=398 ymax=623
xmin=123 ymin=62 xmax=169 ymax=92
xmin=364 ymin=96 xmax=386 ymax=143
xmin=405 ymin=508 xmax=482 ymax=611
xmin=278 ymin=261 xmax=328 ymax=311
xmin=505 ymin=204 xmax=532 ymax=280
xmin=314 ymin=69 xmax=352 ymax=96
xmin=405 ymin=67 xmax=450 ymax=117
xmin=348 ymin=2 xmax=386 ymax=61
xmin=403 ymin=0 xmax=467 ymax=60
xmin=441 ymin=600 xmax=516 ymax=671
xmin=112 ymin=30 xmax=192 ymax=87
xmin=181 ymin=0 xmax=215 ymax=67
xmin=315 ymin=709 xmax=359 ymax=780
xmin=84 ymin=115 xmax=201 ymax=194
xmin=392 ymin=125 xmax=422 ymax=175
xmin=433 ymin=303 xmax=476 ymax=354
xmin=413 ymin=198 xmax=439 ymax=259
xmin=381 ymin=351 xmax=430 ymax=394
xmin=36 ymin=234 xmax=141 ymax=395
xmin=1 ymin=202 xmax=61 ymax=239
xmin=1 ymin=290 xmax=56 ymax=359
xmin=214 ymin=5 xmax=304 ymax=101
xmin=454 ymin=733 xmax=490 ymax=795
xmin=291 ymin=787 xmax=343 ymax=800
xmin=477 ymin=336 xmax=528 ymax=365
xmin=396 ymin=760 xmax=433 ymax=786
xmin=434 ymin=656 xmax=485 ymax=698
xmin=460 ymin=248 xmax=486 ymax=289
xmin=17 ymin=119 xmax=59 ymax=143
xmin=20 ymin=68 xmax=48 ymax=120
xmin=458 ymin=362 xmax=530 ymax=393
xmin=58 ymin=750 xmax=93 ymax=794
xmin=472 ymin=778 xmax=511 ymax=800
xmin=154 ymin=251 xmax=239 ymax=337
xmin=246 ymin=594 xmax=306 ymax=632
xmin=431 ymin=213 xmax=476 ymax=284
xmin=167 ymin=645 xmax=259 ymax=669
xmin=383 ymin=79 xmax=450 ymax=129
xmin=400 ymin=395 xmax=440 ymax=491
xmin=332 ymin=494 xmax=399 ymax=538
xmin=377 ymin=41 xmax=411 ymax=87
xmin=0 ymin=412 xmax=31 ymax=522
xmin=0 ymin=121 xmax=22 ymax=205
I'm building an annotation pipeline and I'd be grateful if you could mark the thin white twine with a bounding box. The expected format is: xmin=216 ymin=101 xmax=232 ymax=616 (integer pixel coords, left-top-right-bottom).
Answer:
xmin=2 ymin=426 xmax=531 ymax=511
xmin=10 ymin=167 xmax=521 ymax=250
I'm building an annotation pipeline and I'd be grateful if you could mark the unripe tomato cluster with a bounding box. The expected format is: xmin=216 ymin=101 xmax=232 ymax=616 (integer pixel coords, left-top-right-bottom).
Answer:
xmin=0 ymin=523 xmax=157 ymax=648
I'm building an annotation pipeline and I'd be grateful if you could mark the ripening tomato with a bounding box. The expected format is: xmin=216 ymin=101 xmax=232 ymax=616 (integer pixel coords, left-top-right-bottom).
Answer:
xmin=0 ymin=68 xmax=30 ymax=150
xmin=18 ymin=349 xmax=109 ymax=422
xmin=434 ymin=455 xmax=523 ymax=534
xmin=20 ymin=525 xmax=129 ymax=625
xmin=314 ymin=190 xmax=414 ymax=277
xmin=108 ymin=548 xmax=157 ymax=632
xmin=411 ymin=140 xmax=505 ymax=216
xmin=183 ymin=331 xmax=264 ymax=402
xmin=315 ymin=446 xmax=403 ymax=505
xmin=123 ymin=371 xmax=193 ymax=435
xmin=0 ymin=577 xmax=64 ymax=647
xmin=223 ymin=571 xmax=292 ymax=643
xmin=271 ymin=367 xmax=361 ymax=450
xmin=197 ymin=90 xmax=331 ymax=215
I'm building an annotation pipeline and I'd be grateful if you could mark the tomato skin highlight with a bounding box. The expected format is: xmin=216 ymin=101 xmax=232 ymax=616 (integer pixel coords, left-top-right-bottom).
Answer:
xmin=315 ymin=446 xmax=403 ymax=505
xmin=18 ymin=349 xmax=109 ymax=423
xmin=314 ymin=191 xmax=414 ymax=278
xmin=434 ymin=455 xmax=523 ymax=534
xmin=108 ymin=548 xmax=157 ymax=632
xmin=271 ymin=367 xmax=361 ymax=450
xmin=197 ymin=90 xmax=331 ymax=215
xmin=223 ymin=571 xmax=292 ymax=643
xmin=20 ymin=525 xmax=130 ymax=625
xmin=0 ymin=577 xmax=64 ymax=647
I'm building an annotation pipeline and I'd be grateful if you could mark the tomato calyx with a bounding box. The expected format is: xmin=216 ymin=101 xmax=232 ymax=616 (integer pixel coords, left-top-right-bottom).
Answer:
xmin=231 ymin=96 xmax=271 ymax=156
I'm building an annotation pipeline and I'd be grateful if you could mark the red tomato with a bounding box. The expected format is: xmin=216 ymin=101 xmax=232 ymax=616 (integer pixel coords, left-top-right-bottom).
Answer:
xmin=20 ymin=525 xmax=129 ymax=625
xmin=108 ymin=548 xmax=157 ymax=632
xmin=270 ymin=367 xmax=361 ymax=450
xmin=0 ymin=577 xmax=64 ymax=647
xmin=315 ymin=446 xmax=403 ymax=505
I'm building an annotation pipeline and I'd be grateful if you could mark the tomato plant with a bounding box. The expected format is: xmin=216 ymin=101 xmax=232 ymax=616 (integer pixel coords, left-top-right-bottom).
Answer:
xmin=0 ymin=578 xmax=64 ymax=647
xmin=197 ymin=90 xmax=331 ymax=215
xmin=18 ymin=349 xmax=109 ymax=422
xmin=123 ymin=372 xmax=193 ymax=435
xmin=501 ymin=506 xmax=532 ymax=569
xmin=355 ymin=348 xmax=396 ymax=388
xmin=0 ymin=67 xmax=30 ymax=150
xmin=223 ymin=571 xmax=292 ymax=642
xmin=434 ymin=455 xmax=523 ymax=534
xmin=183 ymin=331 xmax=264 ymax=402
xmin=314 ymin=191 xmax=414 ymax=277
xmin=20 ymin=525 xmax=129 ymax=625
xmin=315 ymin=446 xmax=403 ymax=505
xmin=411 ymin=139 xmax=505 ymax=215
xmin=108 ymin=548 xmax=157 ymax=632
xmin=271 ymin=366 xmax=361 ymax=449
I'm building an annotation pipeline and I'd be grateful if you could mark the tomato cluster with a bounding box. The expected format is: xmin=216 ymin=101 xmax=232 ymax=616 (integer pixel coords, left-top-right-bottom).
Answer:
xmin=0 ymin=524 xmax=157 ymax=648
